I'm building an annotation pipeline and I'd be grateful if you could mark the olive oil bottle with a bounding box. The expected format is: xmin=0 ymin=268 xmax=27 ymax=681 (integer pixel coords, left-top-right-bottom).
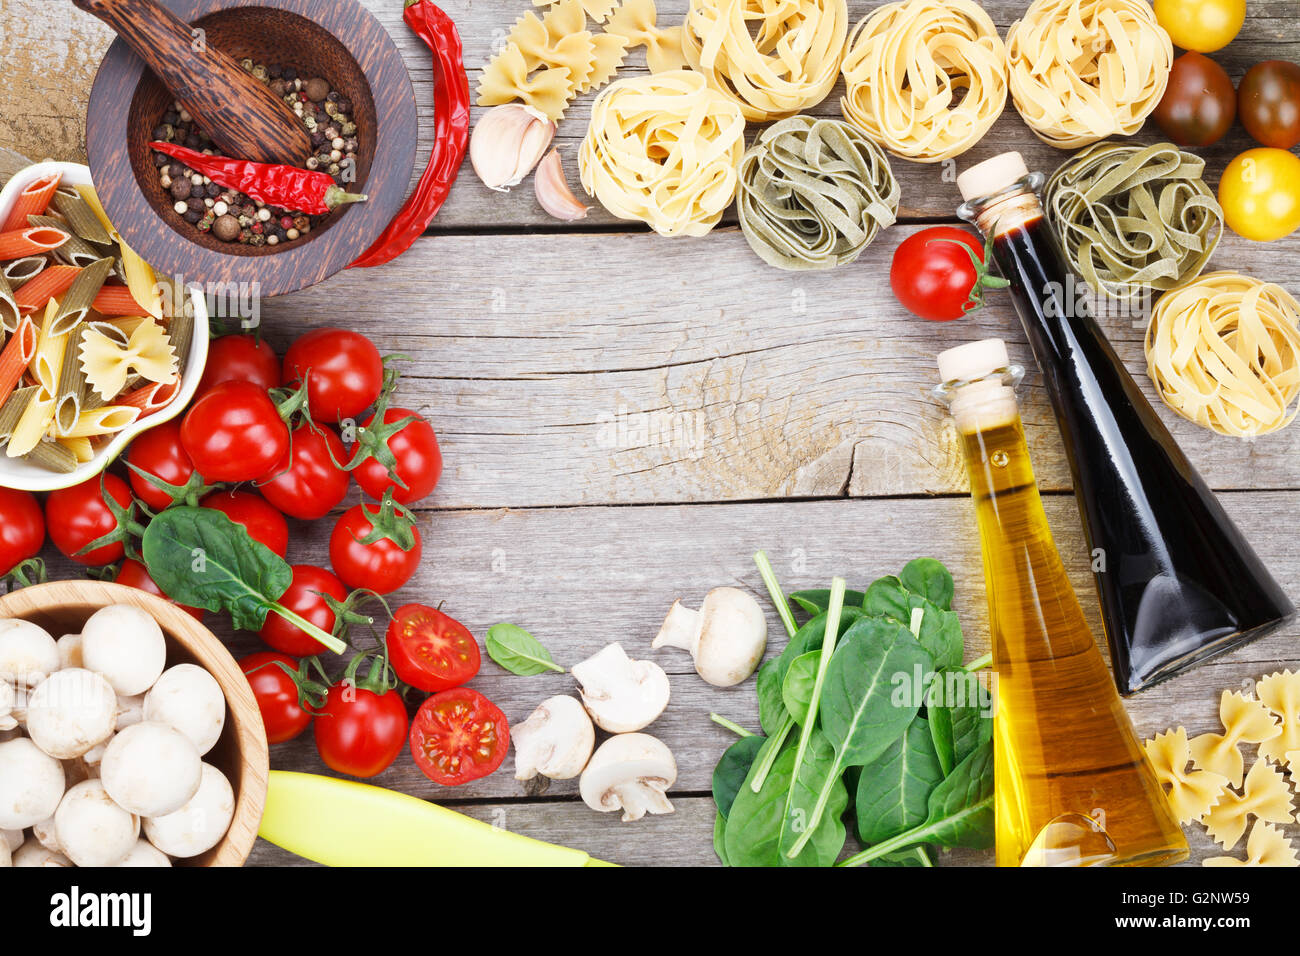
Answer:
xmin=936 ymin=340 xmax=1187 ymax=867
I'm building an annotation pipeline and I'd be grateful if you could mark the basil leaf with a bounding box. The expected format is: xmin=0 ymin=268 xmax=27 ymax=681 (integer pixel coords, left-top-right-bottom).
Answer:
xmin=485 ymin=623 xmax=565 ymax=675
xmin=142 ymin=506 xmax=290 ymax=632
xmin=856 ymin=717 xmax=945 ymax=844
xmin=789 ymin=589 xmax=868 ymax=617
xmin=713 ymin=734 xmax=766 ymax=819
xmin=780 ymin=651 xmax=819 ymax=725
xmin=900 ymin=558 xmax=954 ymax=610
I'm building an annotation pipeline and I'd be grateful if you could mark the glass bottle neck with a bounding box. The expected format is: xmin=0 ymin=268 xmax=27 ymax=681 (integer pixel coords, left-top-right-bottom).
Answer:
xmin=957 ymin=174 xmax=1046 ymax=241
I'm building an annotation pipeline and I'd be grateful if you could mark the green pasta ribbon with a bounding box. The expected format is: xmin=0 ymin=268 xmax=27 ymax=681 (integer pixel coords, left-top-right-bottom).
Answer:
xmin=737 ymin=116 xmax=900 ymax=271
xmin=1045 ymin=141 xmax=1223 ymax=306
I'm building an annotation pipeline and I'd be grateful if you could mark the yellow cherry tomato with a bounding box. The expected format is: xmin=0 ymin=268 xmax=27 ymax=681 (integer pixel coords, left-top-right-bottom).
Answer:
xmin=1218 ymin=148 xmax=1300 ymax=242
xmin=1153 ymin=0 xmax=1246 ymax=53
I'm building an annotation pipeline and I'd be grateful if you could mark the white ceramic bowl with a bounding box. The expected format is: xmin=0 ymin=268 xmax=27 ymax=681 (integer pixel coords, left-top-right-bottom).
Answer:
xmin=0 ymin=161 xmax=208 ymax=492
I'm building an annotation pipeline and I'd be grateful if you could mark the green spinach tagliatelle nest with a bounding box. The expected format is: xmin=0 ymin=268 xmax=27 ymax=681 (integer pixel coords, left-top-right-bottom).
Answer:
xmin=736 ymin=116 xmax=900 ymax=271
xmin=1044 ymin=141 xmax=1224 ymax=306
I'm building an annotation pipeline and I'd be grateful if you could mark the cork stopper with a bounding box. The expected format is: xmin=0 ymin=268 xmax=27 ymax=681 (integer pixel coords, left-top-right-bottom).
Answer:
xmin=957 ymin=153 xmax=1029 ymax=203
xmin=937 ymin=338 xmax=1010 ymax=383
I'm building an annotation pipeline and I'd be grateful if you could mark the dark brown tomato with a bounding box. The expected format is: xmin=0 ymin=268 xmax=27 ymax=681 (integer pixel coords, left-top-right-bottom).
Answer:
xmin=1153 ymin=52 xmax=1236 ymax=147
xmin=1239 ymin=60 xmax=1300 ymax=150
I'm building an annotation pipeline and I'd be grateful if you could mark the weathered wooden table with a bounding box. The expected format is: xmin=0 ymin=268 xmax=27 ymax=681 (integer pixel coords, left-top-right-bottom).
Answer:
xmin=8 ymin=0 xmax=1300 ymax=867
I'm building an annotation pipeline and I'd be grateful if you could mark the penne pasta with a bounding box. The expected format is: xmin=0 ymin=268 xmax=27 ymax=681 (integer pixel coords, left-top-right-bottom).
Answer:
xmin=1 ymin=173 xmax=60 ymax=231
xmin=5 ymin=390 xmax=55 ymax=457
xmin=0 ymin=315 xmax=37 ymax=403
xmin=3 ymin=256 xmax=46 ymax=290
xmin=33 ymin=298 xmax=68 ymax=398
xmin=73 ymin=184 xmax=121 ymax=242
xmin=54 ymin=330 xmax=87 ymax=436
xmin=50 ymin=256 xmax=113 ymax=335
xmin=28 ymin=215 xmax=105 ymax=268
xmin=0 ymin=225 xmax=70 ymax=259
xmin=117 ymin=379 xmax=180 ymax=414
xmin=57 ymin=434 xmax=95 ymax=463
xmin=25 ymin=438 xmax=78 ymax=473
xmin=91 ymin=283 xmax=149 ymax=316
xmin=14 ymin=264 xmax=79 ymax=313
xmin=0 ymin=269 xmax=18 ymax=332
xmin=63 ymin=404 xmax=139 ymax=439
xmin=117 ymin=243 xmax=163 ymax=319
xmin=0 ymin=385 xmax=38 ymax=441
xmin=51 ymin=190 xmax=112 ymax=245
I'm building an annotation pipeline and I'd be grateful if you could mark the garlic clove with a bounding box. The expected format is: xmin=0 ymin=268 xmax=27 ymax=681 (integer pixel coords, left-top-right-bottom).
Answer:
xmin=534 ymin=149 xmax=589 ymax=222
xmin=470 ymin=104 xmax=555 ymax=192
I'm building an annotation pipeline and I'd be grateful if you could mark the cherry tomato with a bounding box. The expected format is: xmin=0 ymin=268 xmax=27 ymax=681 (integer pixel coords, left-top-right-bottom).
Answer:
xmin=315 ymin=681 xmax=409 ymax=778
xmin=386 ymin=605 xmax=480 ymax=692
xmin=46 ymin=475 xmax=132 ymax=566
xmin=410 ymin=688 xmax=509 ymax=786
xmin=181 ymin=380 xmax=289 ymax=483
xmin=1153 ymin=0 xmax=1244 ymax=53
xmin=1218 ymin=148 xmax=1300 ymax=242
xmin=1153 ymin=52 xmax=1236 ymax=147
xmin=259 ymin=423 xmax=351 ymax=520
xmin=200 ymin=490 xmax=289 ymax=557
xmin=0 ymin=488 xmax=44 ymax=576
xmin=890 ymin=227 xmax=985 ymax=321
xmin=329 ymin=501 xmax=422 ymax=594
xmin=1239 ymin=60 xmax=1300 ymax=150
xmin=282 ymin=328 xmax=384 ymax=424
xmin=196 ymin=335 xmax=281 ymax=396
xmin=353 ymin=408 xmax=443 ymax=505
xmin=115 ymin=559 xmax=204 ymax=621
xmin=126 ymin=420 xmax=196 ymax=510
xmin=239 ymin=651 xmax=312 ymax=744
xmin=259 ymin=564 xmax=348 ymax=656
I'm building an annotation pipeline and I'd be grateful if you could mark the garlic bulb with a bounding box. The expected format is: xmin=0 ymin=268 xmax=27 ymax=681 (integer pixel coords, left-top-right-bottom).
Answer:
xmin=470 ymin=105 xmax=555 ymax=192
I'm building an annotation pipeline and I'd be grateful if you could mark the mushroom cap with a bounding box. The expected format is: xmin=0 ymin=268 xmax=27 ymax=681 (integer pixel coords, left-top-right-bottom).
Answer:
xmin=0 ymin=838 xmax=9 ymax=867
xmin=81 ymin=604 xmax=167 ymax=696
xmin=512 ymin=695 xmax=595 ymax=781
xmin=0 ymin=680 xmax=14 ymax=732
xmin=572 ymin=643 xmax=670 ymax=733
xmin=0 ymin=737 xmax=65 ymax=829
xmin=115 ymin=838 xmax=173 ymax=867
xmin=25 ymin=667 xmax=118 ymax=759
xmin=694 ymin=587 xmax=767 ymax=687
xmin=579 ymin=732 xmax=677 ymax=822
xmin=0 ymin=619 xmax=60 ymax=687
xmin=100 ymin=721 xmax=202 ymax=817
xmin=1 ymin=827 xmax=23 ymax=852
xmin=12 ymin=839 xmax=72 ymax=867
xmin=56 ymin=633 xmax=83 ymax=670
xmin=54 ymin=779 xmax=140 ymax=867
xmin=144 ymin=762 xmax=234 ymax=859
xmin=144 ymin=664 xmax=226 ymax=755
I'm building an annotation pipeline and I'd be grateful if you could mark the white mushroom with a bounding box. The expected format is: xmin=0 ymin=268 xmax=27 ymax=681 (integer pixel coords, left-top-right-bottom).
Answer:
xmin=653 ymin=587 xmax=768 ymax=687
xmin=25 ymin=667 xmax=118 ymax=759
xmin=116 ymin=693 xmax=145 ymax=731
xmin=100 ymin=721 xmax=201 ymax=817
xmin=0 ymin=619 xmax=59 ymax=687
xmin=0 ymin=736 xmax=65 ymax=829
xmin=1 ymin=827 xmax=23 ymax=852
xmin=57 ymin=633 xmax=83 ymax=670
xmin=513 ymin=696 xmax=595 ymax=781
xmin=0 ymin=680 xmax=15 ymax=732
xmin=0 ymin=838 xmax=9 ymax=867
xmin=579 ymin=733 xmax=677 ymax=822
xmin=33 ymin=815 xmax=60 ymax=852
xmin=80 ymin=604 xmax=167 ymax=696
xmin=144 ymin=664 xmax=225 ymax=755
xmin=571 ymin=643 xmax=670 ymax=733
xmin=12 ymin=839 xmax=72 ymax=867
xmin=143 ymin=762 xmax=234 ymax=859
xmin=54 ymin=779 xmax=140 ymax=867
xmin=115 ymin=838 xmax=172 ymax=867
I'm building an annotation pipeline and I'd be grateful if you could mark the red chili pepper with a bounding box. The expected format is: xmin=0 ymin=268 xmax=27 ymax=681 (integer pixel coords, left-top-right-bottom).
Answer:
xmin=349 ymin=0 xmax=469 ymax=269
xmin=148 ymin=141 xmax=368 ymax=215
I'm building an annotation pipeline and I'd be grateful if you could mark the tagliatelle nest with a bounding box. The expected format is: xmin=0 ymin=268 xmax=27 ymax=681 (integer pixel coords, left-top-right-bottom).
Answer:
xmin=839 ymin=0 xmax=1008 ymax=163
xmin=1006 ymin=0 xmax=1173 ymax=149
xmin=736 ymin=116 xmax=899 ymax=270
xmin=681 ymin=0 xmax=849 ymax=123
xmin=578 ymin=71 xmax=746 ymax=237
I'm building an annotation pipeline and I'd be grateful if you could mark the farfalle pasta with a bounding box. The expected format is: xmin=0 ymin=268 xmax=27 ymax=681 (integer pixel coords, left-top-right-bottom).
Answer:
xmin=1143 ymin=728 xmax=1229 ymax=825
xmin=79 ymin=315 xmax=177 ymax=402
xmin=681 ymin=0 xmax=848 ymax=123
xmin=736 ymin=116 xmax=898 ymax=270
xmin=1257 ymin=670 xmax=1300 ymax=767
xmin=839 ymin=0 xmax=1008 ymax=163
xmin=1204 ymin=822 xmax=1299 ymax=868
xmin=1202 ymin=758 xmax=1294 ymax=850
xmin=579 ymin=71 xmax=746 ymax=237
xmin=605 ymin=0 xmax=689 ymax=74
xmin=1006 ymin=0 xmax=1172 ymax=149
xmin=477 ymin=42 xmax=573 ymax=122
xmin=1189 ymin=691 xmax=1282 ymax=788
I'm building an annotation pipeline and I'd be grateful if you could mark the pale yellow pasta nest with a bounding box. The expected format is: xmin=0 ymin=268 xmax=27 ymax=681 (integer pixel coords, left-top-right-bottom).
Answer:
xmin=1006 ymin=0 xmax=1172 ymax=149
xmin=838 ymin=0 xmax=1008 ymax=163
xmin=579 ymin=71 xmax=746 ymax=237
xmin=681 ymin=0 xmax=849 ymax=123
xmin=1145 ymin=272 xmax=1300 ymax=438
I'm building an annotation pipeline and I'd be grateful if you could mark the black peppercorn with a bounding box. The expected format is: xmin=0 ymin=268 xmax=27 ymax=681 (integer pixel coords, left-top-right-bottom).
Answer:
xmin=283 ymin=67 xmax=297 ymax=81
xmin=170 ymin=179 xmax=192 ymax=201
xmin=151 ymin=125 xmax=171 ymax=141
xmin=162 ymin=110 xmax=179 ymax=125
xmin=186 ymin=197 xmax=205 ymax=212
xmin=206 ymin=183 xmax=221 ymax=197
xmin=336 ymin=97 xmax=351 ymax=114
xmin=268 ymin=64 xmax=282 ymax=78
xmin=153 ymin=153 xmax=170 ymax=168
xmin=184 ymin=134 xmax=201 ymax=150
xmin=168 ymin=162 xmax=184 ymax=178
xmin=184 ymin=209 xmax=202 ymax=224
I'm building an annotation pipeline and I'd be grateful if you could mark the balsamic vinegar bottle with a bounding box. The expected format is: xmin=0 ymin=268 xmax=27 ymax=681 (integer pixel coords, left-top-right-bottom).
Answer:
xmin=956 ymin=153 xmax=1293 ymax=695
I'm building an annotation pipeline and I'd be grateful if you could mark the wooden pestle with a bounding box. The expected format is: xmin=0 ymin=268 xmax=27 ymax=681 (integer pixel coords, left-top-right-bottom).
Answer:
xmin=72 ymin=0 xmax=313 ymax=166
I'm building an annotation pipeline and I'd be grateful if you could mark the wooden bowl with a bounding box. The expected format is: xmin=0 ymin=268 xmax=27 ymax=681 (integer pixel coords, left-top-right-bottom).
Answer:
xmin=0 ymin=581 xmax=268 ymax=867
xmin=85 ymin=0 xmax=417 ymax=296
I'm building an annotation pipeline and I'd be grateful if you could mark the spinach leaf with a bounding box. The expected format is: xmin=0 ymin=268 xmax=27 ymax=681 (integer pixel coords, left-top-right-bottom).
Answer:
xmin=912 ymin=602 xmax=963 ymax=672
xmin=756 ymin=607 xmax=863 ymax=738
xmin=864 ymin=575 xmax=910 ymax=621
xmin=789 ymin=589 xmax=868 ymax=617
xmin=484 ymin=623 xmax=565 ymax=675
xmin=755 ymin=658 xmax=788 ymax=736
xmin=778 ymin=727 xmax=849 ymax=867
xmin=928 ymin=701 xmax=957 ymax=777
xmin=871 ymin=847 xmax=933 ymax=867
xmin=142 ymin=508 xmax=344 ymax=654
xmin=780 ymin=651 xmax=819 ymax=725
xmin=855 ymin=717 xmax=945 ymax=844
xmin=927 ymin=671 xmax=993 ymax=775
xmin=713 ymin=812 xmax=730 ymax=866
xmin=900 ymin=558 xmax=954 ymax=610
xmin=712 ymin=734 xmax=766 ymax=819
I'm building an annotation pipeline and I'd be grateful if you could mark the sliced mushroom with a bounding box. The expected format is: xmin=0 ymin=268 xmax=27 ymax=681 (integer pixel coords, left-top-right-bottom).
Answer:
xmin=579 ymin=733 xmax=677 ymax=822
xmin=0 ymin=737 xmax=65 ymax=829
xmin=25 ymin=667 xmax=118 ymax=759
xmin=0 ymin=619 xmax=59 ymax=687
xmin=513 ymin=696 xmax=595 ymax=781
xmin=572 ymin=643 xmax=670 ymax=733
xmin=653 ymin=587 xmax=767 ymax=687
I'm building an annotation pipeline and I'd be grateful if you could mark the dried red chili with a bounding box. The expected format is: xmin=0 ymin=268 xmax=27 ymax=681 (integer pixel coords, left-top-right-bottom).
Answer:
xmin=148 ymin=141 xmax=368 ymax=215
xmin=349 ymin=0 xmax=469 ymax=269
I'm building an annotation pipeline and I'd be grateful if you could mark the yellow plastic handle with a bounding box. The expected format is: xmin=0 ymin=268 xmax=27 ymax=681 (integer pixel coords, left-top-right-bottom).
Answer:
xmin=260 ymin=771 xmax=610 ymax=867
